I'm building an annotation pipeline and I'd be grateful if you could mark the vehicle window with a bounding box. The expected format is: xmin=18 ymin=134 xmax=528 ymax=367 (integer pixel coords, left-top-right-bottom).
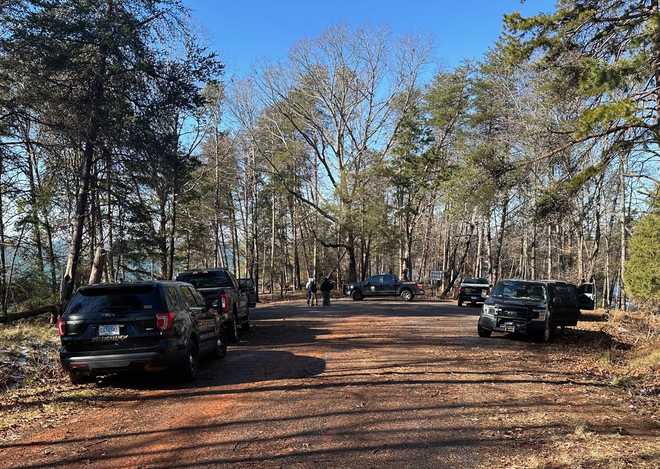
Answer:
xmin=490 ymin=281 xmax=546 ymax=302
xmin=191 ymin=289 xmax=205 ymax=306
xmin=65 ymin=285 xmax=163 ymax=318
xmin=580 ymin=283 xmax=594 ymax=294
xmin=463 ymin=278 xmax=488 ymax=285
xmin=383 ymin=274 xmax=396 ymax=285
xmin=179 ymin=286 xmax=197 ymax=307
xmin=176 ymin=270 xmax=232 ymax=288
xmin=165 ymin=286 xmax=181 ymax=310
xmin=368 ymin=275 xmax=383 ymax=285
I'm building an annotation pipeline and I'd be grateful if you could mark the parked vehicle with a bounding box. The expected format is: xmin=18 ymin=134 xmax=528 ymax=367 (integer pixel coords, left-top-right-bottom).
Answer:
xmin=58 ymin=281 xmax=227 ymax=384
xmin=477 ymin=279 xmax=595 ymax=343
xmin=346 ymin=273 xmax=425 ymax=302
xmin=457 ymin=277 xmax=490 ymax=306
xmin=238 ymin=278 xmax=257 ymax=307
xmin=176 ymin=268 xmax=250 ymax=342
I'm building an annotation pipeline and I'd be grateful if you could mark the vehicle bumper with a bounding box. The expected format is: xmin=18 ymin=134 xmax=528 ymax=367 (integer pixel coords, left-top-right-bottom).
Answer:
xmin=60 ymin=343 xmax=182 ymax=374
xmin=459 ymin=294 xmax=487 ymax=303
xmin=478 ymin=315 xmax=544 ymax=335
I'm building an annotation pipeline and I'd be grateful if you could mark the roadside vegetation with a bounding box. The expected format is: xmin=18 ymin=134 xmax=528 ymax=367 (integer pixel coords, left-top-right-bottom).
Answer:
xmin=0 ymin=318 xmax=95 ymax=440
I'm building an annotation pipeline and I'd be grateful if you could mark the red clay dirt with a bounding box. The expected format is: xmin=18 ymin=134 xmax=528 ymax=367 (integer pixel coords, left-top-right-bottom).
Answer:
xmin=0 ymin=299 xmax=658 ymax=468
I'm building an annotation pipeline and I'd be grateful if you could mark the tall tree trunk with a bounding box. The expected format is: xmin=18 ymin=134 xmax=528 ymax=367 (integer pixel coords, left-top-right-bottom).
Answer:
xmin=228 ymin=193 xmax=240 ymax=276
xmin=59 ymin=0 xmax=112 ymax=304
xmin=493 ymin=197 xmax=509 ymax=284
xmin=474 ymin=218 xmax=483 ymax=277
xmin=104 ymin=147 xmax=115 ymax=282
xmin=0 ymin=150 xmax=7 ymax=319
xmin=546 ymin=224 xmax=553 ymax=279
xmin=168 ymin=191 xmax=176 ymax=280
xmin=23 ymin=131 xmax=44 ymax=273
xmin=291 ymin=200 xmax=301 ymax=289
xmin=530 ymin=223 xmax=537 ymax=280
xmin=88 ymin=247 xmax=106 ymax=284
xmin=270 ymin=192 xmax=276 ymax=298
xmin=619 ymin=156 xmax=627 ymax=309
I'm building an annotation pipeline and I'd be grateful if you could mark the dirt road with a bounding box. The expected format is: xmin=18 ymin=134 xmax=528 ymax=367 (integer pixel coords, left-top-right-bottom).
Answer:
xmin=1 ymin=300 xmax=658 ymax=468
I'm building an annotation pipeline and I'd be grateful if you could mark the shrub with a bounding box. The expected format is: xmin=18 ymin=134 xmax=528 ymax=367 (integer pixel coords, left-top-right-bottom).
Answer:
xmin=625 ymin=190 xmax=660 ymax=306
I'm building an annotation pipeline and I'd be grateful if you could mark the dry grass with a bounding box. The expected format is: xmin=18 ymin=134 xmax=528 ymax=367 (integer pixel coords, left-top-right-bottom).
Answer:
xmin=0 ymin=318 xmax=64 ymax=391
xmin=0 ymin=318 xmax=108 ymax=441
xmin=573 ymin=310 xmax=660 ymax=399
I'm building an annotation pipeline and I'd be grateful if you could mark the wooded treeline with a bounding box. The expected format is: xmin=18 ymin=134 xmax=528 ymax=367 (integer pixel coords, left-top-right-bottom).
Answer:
xmin=0 ymin=0 xmax=658 ymax=319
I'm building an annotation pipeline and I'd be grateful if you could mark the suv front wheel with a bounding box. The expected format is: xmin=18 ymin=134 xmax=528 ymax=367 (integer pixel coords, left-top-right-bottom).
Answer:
xmin=400 ymin=289 xmax=414 ymax=302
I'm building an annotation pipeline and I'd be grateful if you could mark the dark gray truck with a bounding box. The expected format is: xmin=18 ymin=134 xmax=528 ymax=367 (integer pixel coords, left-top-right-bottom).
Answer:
xmin=176 ymin=268 xmax=250 ymax=343
xmin=346 ymin=273 xmax=425 ymax=302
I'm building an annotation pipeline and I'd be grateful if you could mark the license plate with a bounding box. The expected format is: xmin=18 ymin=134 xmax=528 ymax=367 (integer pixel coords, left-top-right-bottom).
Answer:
xmin=504 ymin=324 xmax=515 ymax=333
xmin=98 ymin=325 xmax=121 ymax=336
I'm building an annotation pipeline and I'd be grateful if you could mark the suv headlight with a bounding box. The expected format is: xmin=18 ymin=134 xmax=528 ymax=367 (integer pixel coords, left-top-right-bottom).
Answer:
xmin=482 ymin=305 xmax=494 ymax=316
xmin=533 ymin=309 xmax=546 ymax=321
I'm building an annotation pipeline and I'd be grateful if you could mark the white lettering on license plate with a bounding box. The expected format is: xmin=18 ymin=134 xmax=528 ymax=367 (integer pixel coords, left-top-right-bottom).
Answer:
xmin=99 ymin=325 xmax=121 ymax=336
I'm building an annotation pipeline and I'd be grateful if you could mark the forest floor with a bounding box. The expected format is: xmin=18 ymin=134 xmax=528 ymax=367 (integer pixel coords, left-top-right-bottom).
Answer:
xmin=0 ymin=299 xmax=658 ymax=468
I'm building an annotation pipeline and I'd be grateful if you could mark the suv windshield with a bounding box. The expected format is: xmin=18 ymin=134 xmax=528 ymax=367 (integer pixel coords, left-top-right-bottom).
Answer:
xmin=490 ymin=281 xmax=546 ymax=302
xmin=66 ymin=285 xmax=162 ymax=317
xmin=177 ymin=271 xmax=232 ymax=289
xmin=463 ymin=278 xmax=488 ymax=285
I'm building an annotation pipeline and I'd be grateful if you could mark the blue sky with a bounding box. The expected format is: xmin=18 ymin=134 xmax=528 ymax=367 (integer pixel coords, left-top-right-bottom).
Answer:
xmin=184 ymin=0 xmax=556 ymax=79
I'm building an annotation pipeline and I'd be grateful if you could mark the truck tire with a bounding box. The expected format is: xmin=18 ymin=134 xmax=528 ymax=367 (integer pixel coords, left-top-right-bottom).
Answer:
xmin=477 ymin=325 xmax=492 ymax=338
xmin=352 ymin=290 xmax=363 ymax=301
xmin=240 ymin=311 xmax=250 ymax=332
xmin=213 ymin=332 xmax=227 ymax=359
xmin=533 ymin=313 xmax=554 ymax=343
xmin=400 ymin=289 xmax=414 ymax=302
xmin=228 ymin=310 xmax=240 ymax=344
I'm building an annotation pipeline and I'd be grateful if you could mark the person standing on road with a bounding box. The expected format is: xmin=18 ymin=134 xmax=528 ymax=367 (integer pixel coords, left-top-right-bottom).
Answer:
xmin=320 ymin=276 xmax=334 ymax=307
xmin=306 ymin=277 xmax=318 ymax=306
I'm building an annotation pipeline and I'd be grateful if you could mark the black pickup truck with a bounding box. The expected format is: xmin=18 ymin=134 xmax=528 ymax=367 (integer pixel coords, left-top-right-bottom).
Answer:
xmin=176 ymin=268 xmax=250 ymax=343
xmin=346 ymin=274 xmax=425 ymax=302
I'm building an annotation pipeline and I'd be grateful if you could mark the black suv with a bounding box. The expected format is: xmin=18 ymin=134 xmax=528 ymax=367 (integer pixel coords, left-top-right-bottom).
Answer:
xmin=176 ymin=269 xmax=250 ymax=342
xmin=58 ymin=281 xmax=227 ymax=384
xmin=457 ymin=277 xmax=490 ymax=306
xmin=477 ymin=279 xmax=594 ymax=342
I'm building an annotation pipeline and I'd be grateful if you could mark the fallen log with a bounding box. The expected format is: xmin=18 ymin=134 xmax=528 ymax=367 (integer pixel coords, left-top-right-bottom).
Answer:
xmin=0 ymin=304 xmax=61 ymax=323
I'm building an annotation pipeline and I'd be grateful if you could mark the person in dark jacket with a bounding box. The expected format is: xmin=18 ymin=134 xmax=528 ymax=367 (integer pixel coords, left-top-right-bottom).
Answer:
xmin=320 ymin=277 xmax=334 ymax=306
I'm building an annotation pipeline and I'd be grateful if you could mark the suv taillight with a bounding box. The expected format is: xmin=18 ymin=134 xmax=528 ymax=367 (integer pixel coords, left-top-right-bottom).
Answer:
xmin=416 ymin=283 xmax=423 ymax=290
xmin=56 ymin=317 xmax=66 ymax=336
xmin=156 ymin=312 xmax=175 ymax=333
xmin=218 ymin=291 xmax=229 ymax=313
